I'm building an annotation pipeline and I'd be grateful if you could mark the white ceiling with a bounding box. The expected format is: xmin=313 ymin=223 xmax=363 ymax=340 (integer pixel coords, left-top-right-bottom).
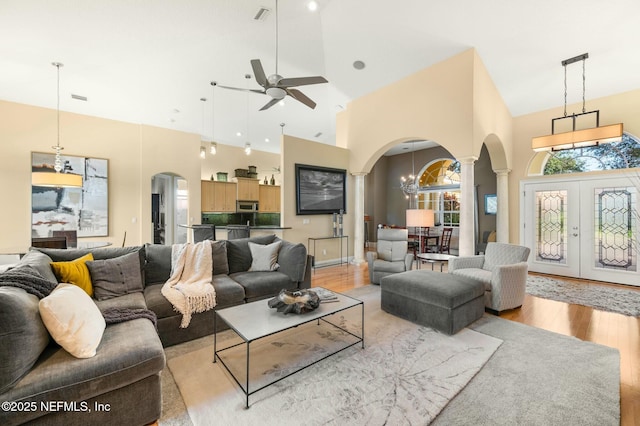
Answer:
xmin=2 ymin=0 xmax=639 ymax=154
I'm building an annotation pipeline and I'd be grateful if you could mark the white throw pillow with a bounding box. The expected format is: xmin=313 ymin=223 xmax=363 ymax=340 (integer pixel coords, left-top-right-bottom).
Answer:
xmin=248 ymin=241 xmax=282 ymax=272
xmin=39 ymin=283 xmax=106 ymax=358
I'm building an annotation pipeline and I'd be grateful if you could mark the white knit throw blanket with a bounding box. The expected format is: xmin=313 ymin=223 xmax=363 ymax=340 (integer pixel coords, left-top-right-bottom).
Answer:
xmin=161 ymin=241 xmax=216 ymax=328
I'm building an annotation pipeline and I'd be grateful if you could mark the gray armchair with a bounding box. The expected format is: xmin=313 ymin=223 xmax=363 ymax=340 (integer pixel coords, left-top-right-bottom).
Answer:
xmin=448 ymin=242 xmax=530 ymax=314
xmin=367 ymin=228 xmax=413 ymax=284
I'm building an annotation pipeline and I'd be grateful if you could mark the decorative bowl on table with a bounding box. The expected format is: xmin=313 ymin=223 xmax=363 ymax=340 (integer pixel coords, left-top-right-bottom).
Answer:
xmin=268 ymin=289 xmax=320 ymax=314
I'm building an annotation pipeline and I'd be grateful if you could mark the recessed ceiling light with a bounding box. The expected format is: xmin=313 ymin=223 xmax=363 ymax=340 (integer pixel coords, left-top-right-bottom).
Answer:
xmin=279 ymin=100 xmax=285 ymax=106
xmin=265 ymin=138 xmax=270 ymax=143
xmin=314 ymin=132 xmax=322 ymax=138
xmin=353 ymin=60 xmax=366 ymax=70
xmin=173 ymin=108 xmax=181 ymax=113
xmin=71 ymin=94 xmax=87 ymax=101
xmin=307 ymin=1 xmax=318 ymax=12
xmin=236 ymin=132 xmax=242 ymax=137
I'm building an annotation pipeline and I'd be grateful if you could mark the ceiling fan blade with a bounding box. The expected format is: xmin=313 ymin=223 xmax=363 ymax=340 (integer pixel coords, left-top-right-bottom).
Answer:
xmin=251 ymin=59 xmax=268 ymax=88
xmin=259 ymin=97 xmax=281 ymax=111
xmin=279 ymin=76 xmax=328 ymax=88
xmin=215 ymin=83 xmax=265 ymax=95
xmin=286 ymin=88 xmax=317 ymax=109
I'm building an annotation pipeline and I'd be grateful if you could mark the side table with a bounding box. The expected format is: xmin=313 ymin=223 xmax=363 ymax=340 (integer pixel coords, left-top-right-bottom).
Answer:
xmin=416 ymin=253 xmax=457 ymax=272
xmin=307 ymin=236 xmax=349 ymax=271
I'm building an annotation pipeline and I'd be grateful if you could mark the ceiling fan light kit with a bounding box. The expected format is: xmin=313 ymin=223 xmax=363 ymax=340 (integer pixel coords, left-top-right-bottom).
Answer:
xmin=214 ymin=0 xmax=328 ymax=111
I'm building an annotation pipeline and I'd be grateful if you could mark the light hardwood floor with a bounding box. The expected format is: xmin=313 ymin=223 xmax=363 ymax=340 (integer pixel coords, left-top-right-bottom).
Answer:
xmin=312 ymin=261 xmax=640 ymax=426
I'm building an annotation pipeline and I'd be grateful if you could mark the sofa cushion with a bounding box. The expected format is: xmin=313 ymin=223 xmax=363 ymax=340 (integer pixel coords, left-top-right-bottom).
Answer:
xmin=87 ymin=252 xmax=144 ymax=301
xmin=0 ymin=287 xmax=50 ymax=393
xmin=248 ymin=241 xmax=281 ymax=271
xmin=230 ymin=271 xmax=295 ymax=301
xmin=273 ymin=238 xmax=308 ymax=283
xmin=0 ymin=318 xmax=164 ymax=424
xmin=144 ymin=275 xmax=245 ymax=320
xmin=144 ymin=243 xmax=172 ymax=285
xmin=210 ymin=240 xmax=229 ymax=276
xmin=18 ymin=250 xmax=58 ymax=283
xmin=39 ymin=283 xmax=106 ymax=358
xmin=95 ymin=292 xmax=147 ymax=312
xmin=226 ymin=234 xmax=277 ymax=274
xmin=50 ymin=253 xmax=95 ymax=296
xmin=451 ymin=268 xmax=492 ymax=290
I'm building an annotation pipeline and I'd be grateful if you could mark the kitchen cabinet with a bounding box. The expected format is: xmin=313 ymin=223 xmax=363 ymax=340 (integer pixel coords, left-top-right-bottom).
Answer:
xmin=259 ymin=185 xmax=281 ymax=212
xmin=202 ymin=180 xmax=237 ymax=212
xmin=236 ymin=178 xmax=259 ymax=201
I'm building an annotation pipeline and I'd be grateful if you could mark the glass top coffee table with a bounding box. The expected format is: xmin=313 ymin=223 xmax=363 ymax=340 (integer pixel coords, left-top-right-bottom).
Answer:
xmin=213 ymin=287 xmax=364 ymax=408
xmin=417 ymin=253 xmax=457 ymax=272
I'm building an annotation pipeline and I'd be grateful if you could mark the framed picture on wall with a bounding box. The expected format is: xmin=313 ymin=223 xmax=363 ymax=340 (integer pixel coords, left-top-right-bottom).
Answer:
xmin=295 ymin=163 xmax=346 ymax=215
xmin=31 ymin=152 xmax=109 ymax=237
xmin=485 ymin=194 xmax=497 ymax=215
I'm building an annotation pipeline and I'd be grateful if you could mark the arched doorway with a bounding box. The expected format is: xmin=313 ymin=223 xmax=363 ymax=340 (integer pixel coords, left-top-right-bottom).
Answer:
xmin=151 ymin=173 xmax=188 ymax=245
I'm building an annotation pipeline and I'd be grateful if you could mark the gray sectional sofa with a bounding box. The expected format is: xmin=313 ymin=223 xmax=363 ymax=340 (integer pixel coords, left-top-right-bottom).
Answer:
xmin=0 ymin=234 xmax=310 ymax=426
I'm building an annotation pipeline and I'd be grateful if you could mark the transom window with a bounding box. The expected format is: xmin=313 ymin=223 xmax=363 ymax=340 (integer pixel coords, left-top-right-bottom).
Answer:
xmin=544 ymin=133 xmax=640 ymax=175
xmin=417 ymin=159 xmax=461 ymax=226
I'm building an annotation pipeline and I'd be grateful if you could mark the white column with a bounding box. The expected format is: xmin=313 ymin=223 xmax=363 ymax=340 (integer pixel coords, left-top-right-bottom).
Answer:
xmin=459 ymin=156 xmax=477 ymax=256
xmin=495 ymin=168 xmax=511 ymax=243
xmin=351 ymin=173 xmax=367 ymax=264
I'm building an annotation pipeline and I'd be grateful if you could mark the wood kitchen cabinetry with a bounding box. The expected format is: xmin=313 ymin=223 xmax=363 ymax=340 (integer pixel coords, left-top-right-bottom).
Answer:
xmin=201 ymin=180 xmax=237 ymax=212
xmin=236 ymin=178 xmax=259 ymax=201
xmin=259 ymin=185 xmax=281 ymax=212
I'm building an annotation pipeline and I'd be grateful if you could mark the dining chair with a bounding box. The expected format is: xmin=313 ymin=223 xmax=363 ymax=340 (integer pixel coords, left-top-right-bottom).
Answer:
xmin=439 ymin=227 xmax=453 ymax=254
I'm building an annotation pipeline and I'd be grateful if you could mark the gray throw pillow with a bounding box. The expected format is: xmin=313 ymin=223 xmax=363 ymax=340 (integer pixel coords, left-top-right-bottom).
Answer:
xmin=211 ymin=240 xmax=229 ymax=276
xmin=86 ymin=252 xmax=144 ymax=301
xmin=0 ymin=287 xmax=50 ymax=393
xmin=248 ymin=241 xmax=282 ymax=272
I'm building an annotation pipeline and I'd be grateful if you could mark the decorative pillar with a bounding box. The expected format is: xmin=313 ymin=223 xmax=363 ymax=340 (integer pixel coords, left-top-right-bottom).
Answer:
xmin=351 ymin=173 xmax=367 ymax=264
xmin=459 ymin=156 xmax=477 ymax=256
xmin=495 ymin=168 xmax=511 ymax=243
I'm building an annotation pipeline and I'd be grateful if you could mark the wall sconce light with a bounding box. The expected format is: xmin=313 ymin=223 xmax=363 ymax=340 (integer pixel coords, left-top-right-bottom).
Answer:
xmin=244 ymin=142 xmax=251 ymax=155
xmin=532 ymin=53 xmax=623 ymax=152
xmin=200 ymin=146 xmax=206 ymax=159
xmin=210 ymin=142 xmax=217 ymax=155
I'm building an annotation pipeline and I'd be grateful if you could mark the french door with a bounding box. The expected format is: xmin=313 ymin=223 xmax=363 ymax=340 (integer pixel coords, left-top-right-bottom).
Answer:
xmin=521 ymin=172 xmax=639 ymax=286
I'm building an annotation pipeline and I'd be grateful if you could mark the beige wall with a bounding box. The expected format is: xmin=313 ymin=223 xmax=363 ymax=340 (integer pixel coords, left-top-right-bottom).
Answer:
xmin=339 ymin=49 xmax=512 ymax=176
xmin=0 ymin=100 xmax=202 ymax=250
xmin=281 ymin=135 xmax=351 ymax=264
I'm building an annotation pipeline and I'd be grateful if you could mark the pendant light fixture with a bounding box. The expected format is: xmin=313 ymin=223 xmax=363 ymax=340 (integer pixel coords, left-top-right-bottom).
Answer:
xmin=400 ymin=141 xmax=420 ymax=208
xmin=210 ymin=83 xmax=217 ymax=155
xmin=31 ymin=62 xmax=83 ymax=188
xmin=199 ymin=97 xmax=207 ymax=159
xmin=532 ymin=53 xmax=623 ymax=152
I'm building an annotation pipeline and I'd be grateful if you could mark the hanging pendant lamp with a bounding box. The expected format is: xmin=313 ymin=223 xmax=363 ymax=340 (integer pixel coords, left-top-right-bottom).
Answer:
xmin=31 ymin=62 xmax=83 ymax=188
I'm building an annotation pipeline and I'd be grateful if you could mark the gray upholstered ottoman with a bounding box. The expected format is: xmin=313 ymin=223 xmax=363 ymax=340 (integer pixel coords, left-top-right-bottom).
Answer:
xmin=380 ymin=270 xmax=485 ymax=335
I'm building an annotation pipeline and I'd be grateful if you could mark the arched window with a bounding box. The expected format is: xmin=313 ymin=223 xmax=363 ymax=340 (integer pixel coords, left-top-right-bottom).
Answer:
xmin=544 ymin=133 xmax=640 ymax=175
xmin=417 ymin=159 xmax=461 ymax=226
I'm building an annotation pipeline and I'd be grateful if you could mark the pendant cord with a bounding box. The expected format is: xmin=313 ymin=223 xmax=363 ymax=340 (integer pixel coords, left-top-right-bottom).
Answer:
xmin=582 ymin=58 xmax=586 ymax=113
xmin=275 ymin=0 xmax=279 ymax=76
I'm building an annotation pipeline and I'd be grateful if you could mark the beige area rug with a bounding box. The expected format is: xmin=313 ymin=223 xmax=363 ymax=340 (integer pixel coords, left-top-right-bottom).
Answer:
xmin=164 ymin=286 xmax=502 ymax=426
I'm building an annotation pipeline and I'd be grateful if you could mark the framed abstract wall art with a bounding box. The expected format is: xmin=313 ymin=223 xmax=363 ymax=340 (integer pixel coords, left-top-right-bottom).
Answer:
xmin=31 ymin=152 xmax=109 ymax=237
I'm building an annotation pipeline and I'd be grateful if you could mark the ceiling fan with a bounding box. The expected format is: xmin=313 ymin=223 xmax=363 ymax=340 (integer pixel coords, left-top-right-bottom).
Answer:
xmin=211 ymin=0 xmax=328 ymax=111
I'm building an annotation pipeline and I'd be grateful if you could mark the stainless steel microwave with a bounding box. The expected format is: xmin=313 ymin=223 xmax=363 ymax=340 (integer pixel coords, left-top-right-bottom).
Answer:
xmin=236 ymin=201 xmax=259 ymax=212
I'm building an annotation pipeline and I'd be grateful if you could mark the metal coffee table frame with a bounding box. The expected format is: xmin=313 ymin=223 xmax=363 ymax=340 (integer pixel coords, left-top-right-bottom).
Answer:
xmin=213 ymin=288 xmax=364 ymax=408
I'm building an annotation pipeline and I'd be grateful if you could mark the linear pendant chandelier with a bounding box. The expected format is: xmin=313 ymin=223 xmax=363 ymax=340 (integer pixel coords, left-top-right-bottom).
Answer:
xmin=531 ymin=53 xmax=623 ymax=152
xmin=31 ymin=62 xmax=83 ymax=188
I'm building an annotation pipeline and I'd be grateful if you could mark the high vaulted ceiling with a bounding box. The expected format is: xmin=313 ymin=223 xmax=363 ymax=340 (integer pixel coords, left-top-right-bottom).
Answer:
xmin=2 ymin=0 xmax=639 ymax=154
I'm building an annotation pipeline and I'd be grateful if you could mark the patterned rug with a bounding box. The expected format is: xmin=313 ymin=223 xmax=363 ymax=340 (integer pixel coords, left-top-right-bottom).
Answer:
xmin=526 ymin=274 xmax=640 ymax=317
xmin=162 ymin=286 xmax=502 ymax=425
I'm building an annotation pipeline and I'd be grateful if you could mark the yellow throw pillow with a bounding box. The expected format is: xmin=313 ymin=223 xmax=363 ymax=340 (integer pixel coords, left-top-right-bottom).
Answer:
xmin=50 ymin=253 xmax=95 ymax=297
